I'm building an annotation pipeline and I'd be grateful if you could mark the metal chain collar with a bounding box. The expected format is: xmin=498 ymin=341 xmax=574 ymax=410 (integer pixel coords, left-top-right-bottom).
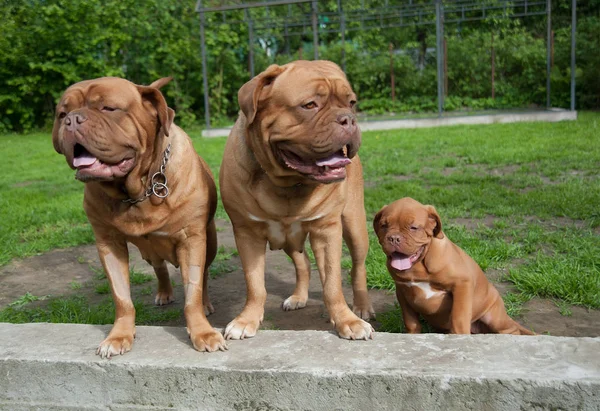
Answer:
xmin=122 ymin=144 xmax=171 ymax=204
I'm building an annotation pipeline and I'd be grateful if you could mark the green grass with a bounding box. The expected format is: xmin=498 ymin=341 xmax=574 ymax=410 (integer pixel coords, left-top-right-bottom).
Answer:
xmin=0 ymin=295 xmax=181 ymax=325
xmin=1 ymin=113 xmax=599 ymax=328
xmin=209 ymin=246 xmax=238 ymax=279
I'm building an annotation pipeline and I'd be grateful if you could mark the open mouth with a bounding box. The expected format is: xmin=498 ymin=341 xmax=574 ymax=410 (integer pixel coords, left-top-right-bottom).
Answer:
xmin=279 ymin=145 xmax=351 ymax=183
xmin=389 ymin=246 xmax=425 ymax=271
xmin=72 ymin=143 xmax=134 ymax=181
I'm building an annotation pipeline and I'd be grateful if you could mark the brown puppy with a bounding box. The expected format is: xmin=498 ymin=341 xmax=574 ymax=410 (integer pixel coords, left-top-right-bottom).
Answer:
xmin=373 ymin=197 xmax=533 ymax=335
xmin=52 ymin=77 xmax=226 ymax=358
xmin=220 ymin=60 xmax=375 ymax=340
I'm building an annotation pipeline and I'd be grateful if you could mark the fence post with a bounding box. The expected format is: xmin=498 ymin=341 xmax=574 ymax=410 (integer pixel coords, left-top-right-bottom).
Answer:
xmin=546 ymin=0 xmax=551 ymax=109
xmin=389 ymin=43 xmax=395 ymax=102
xmin=491 ymin=32 xmax=495 ymax=99
xmin=312 ymin=1 xmax=319 ymax=60
xmin=570 ymin=0 xmax=576 ymax=111
xmin=199 ymin=6 xmax=211 ymax=130
xmin=435 ymin=0 xmax=444 ymax=118
xmin=246 ymin=9 xmax=255 ymax=78
xmin=338 ymin=0 xmax=346 ymax=71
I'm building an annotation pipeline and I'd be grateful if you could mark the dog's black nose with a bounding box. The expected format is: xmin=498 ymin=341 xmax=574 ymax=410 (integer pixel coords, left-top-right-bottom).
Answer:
xmin=65 ymin=112 xmax=87 ymax=130
xmin=387 ymin=234 xmax=401 ymax=245
xmin=336 ymin=113 xmax=356 ymax=132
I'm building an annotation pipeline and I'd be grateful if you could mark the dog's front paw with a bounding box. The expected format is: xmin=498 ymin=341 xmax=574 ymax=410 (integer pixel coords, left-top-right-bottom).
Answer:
xmin=282 ymin=295 xmax=307 ymax=311
xmin=224 ymin=316 xmax=261 ymax=340
xmin=155 ymin=290 xmax=174 ymax=306
xmin=334 ymin=316 xmax=374 ymax=340
xmin=96 ymin=332 xmax=134 ymax=359
xmin=189 ymin=328 xmax=227 ymax=352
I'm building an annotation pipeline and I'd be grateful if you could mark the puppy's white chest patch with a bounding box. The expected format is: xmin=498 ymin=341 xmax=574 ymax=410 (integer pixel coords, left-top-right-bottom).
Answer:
xmin=407 ymin=282 xmax=445 ymax=299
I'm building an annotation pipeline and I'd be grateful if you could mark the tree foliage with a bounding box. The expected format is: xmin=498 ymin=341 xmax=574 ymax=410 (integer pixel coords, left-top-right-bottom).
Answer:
xmin=0 ymin=0 xmax=597 ymax=132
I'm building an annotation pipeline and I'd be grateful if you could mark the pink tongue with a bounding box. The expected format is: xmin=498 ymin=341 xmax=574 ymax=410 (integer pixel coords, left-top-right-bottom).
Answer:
xmin=73 ymin=154 xmax=98 ymax=168
xmin=391 ymin=255 xmax=412 ymax=271
xmin=315 ymin=154 xmax=351 ymax=167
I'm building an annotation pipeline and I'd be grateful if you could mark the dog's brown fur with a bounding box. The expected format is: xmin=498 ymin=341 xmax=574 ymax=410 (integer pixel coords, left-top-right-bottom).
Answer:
xmin=52 ymin=77 xmax=225 ymax=357
xmin=219 ymin=61 xmax=375 ymax=340
xmin=374 ymin=197 xmax=534 ymax=335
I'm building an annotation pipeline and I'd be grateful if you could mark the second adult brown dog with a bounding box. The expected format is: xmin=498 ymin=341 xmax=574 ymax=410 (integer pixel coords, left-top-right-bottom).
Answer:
xmin=52 ymin=77 xmax=225 ymax=357
xmin=373 ymin=197 xmax=534 ymax=335
xmin=220 ymin=60 xmax=375 ymax=340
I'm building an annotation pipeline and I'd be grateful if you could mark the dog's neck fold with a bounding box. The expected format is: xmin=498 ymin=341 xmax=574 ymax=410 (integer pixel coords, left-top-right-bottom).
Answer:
xmin=97 ymin=128 xmax=173 ymax=205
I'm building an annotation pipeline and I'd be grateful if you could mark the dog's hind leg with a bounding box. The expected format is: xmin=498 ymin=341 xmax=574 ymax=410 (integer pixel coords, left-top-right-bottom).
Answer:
xmin=152 ymin=261 xmax=174 ymax=306
xmin=282 ymin=246 xmax=310 ymax=311
xmin=480 ymin=297 xmax=535 ymax=335
xmin=203 ymin=219 xmax=217 ymax=316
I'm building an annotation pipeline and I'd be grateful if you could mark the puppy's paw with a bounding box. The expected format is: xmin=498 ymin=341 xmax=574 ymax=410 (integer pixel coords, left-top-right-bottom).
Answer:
xmin=155 ymin=290 xmax=174 ymax=306
xmin=282 ymin=295 xmax=307 ymax=311
xmin=204 ymin=301 xmax=215 ymax=316
xmin=335 ymin=316 xmax=374 ymax=340
xmin=96 ymin=332 xmax=134 ymax=359
xmin=224 ymin=316 xmax=261 ymax=340
xmin=189 ymin=328 xmax=227 ymax=352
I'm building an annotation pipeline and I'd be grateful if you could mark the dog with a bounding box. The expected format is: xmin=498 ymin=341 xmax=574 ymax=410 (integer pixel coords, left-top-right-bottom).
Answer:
xmin=373 ymin=197 xmax=534 ymax=335
xmin=52 ymin=77 xmax=226 ymax=358
xmin=219 ymin=60 xmax=375 ymax=340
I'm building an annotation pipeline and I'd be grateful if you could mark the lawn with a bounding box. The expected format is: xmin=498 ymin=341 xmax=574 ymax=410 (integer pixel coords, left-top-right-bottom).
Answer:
xmin=1 ymin=113 xmax=599 ymax=327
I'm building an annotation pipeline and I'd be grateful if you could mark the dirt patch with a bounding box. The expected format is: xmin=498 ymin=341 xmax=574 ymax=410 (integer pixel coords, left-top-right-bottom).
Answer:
xmin=0 ymin=220 xmax=394 ymax=333
xmin=519 ymin=299 xmax=600 ymax=337
xmin=449 ymin=215 xmax=497 ymax=230
xmin=1 ymin=219 xmax=598 ymax=337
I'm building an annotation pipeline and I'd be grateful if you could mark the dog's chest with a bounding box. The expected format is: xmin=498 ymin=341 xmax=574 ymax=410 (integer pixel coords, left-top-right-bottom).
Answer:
xmin=128 ymin=233 xmax=179 ymax=266
xmin=403 ymin=281 xmax=446 ymax=299
xmin=248 ymin=213 xmax=311 ymax=251
xmin=398 ymin=279 xmax=450 ymax=316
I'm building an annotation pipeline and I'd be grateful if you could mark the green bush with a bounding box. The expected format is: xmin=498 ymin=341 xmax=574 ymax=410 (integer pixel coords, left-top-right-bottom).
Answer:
xmin=0 ymin=0 xmax=596 ymax=132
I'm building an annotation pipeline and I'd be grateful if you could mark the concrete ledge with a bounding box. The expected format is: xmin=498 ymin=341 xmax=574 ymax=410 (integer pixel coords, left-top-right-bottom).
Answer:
xmin=1 ymin=323 xmax=598 ymax=410
xmin=201 ymin=110 xmax=577 ymax=138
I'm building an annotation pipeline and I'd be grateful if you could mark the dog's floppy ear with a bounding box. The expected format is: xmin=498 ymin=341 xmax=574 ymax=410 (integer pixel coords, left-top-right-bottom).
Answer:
xmin=373 ymin=205 xmax=388 ymax=237
xmin=149 ymin=77 xmax=173 ymax=90
xmin=425 ymin=205 xmax=444 ymax=239
xmin=137 ymin=85 xmax=175 ymax=137
xmin=238 ymin=64 xmax=285 ymax=125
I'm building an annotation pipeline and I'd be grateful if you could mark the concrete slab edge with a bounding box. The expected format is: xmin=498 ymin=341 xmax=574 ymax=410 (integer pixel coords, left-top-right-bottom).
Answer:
xmin=0 ymin=323 xmax=598 ymax=411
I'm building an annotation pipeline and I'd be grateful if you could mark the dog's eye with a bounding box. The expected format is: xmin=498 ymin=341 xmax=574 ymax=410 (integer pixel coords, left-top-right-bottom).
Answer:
xmin=410 ymin=226 xmax=419 ymax=231
xmin=380 ymin=222 xmax=388 ymax=229
xmin=302 ymin=101 xmax=317 ymax=110
xmin=102 ymin=106 xmax=117 ymax=112
xmin=58 ymin=112 xmax=67 ymax=119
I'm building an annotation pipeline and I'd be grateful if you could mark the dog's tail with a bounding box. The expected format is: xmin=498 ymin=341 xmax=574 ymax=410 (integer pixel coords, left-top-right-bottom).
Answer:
xmin=515 ymin=321 xmax=536 ymax=335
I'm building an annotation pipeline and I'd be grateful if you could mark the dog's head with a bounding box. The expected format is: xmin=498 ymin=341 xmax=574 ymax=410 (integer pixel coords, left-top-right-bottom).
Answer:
xmin=373 ymin=197 xmax=443 ymax=272
xmin=238 ymin=60 xmax=360 ymax=184
xmin=52 ymin=77 xmax=174 ymax=183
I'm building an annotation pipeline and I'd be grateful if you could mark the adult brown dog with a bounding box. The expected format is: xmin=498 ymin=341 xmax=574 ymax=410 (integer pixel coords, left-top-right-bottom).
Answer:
xmin=220 ymin=60 xmax=375 ymax=340
xmin=52 ymin=77 xmax=226 ymax=358
xmin=373 ymin=197 xmax=534 ymax=335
